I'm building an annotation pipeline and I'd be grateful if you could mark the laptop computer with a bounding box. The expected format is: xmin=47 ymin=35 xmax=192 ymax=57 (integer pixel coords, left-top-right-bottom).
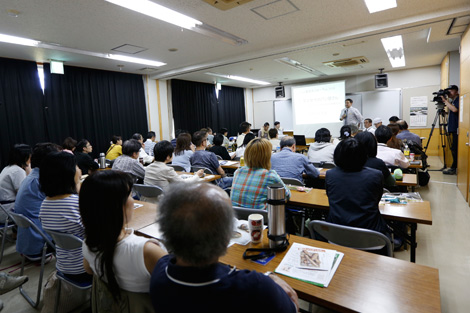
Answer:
xmin=294 ymin=135 xmax=307 ymax=146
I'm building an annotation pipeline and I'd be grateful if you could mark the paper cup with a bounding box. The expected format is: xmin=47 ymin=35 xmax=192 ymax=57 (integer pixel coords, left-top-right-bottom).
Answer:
xmin=410 ymin=153 xmax=415 ymax=161
xmin=248 ymin=213 xmax=264 ymax=243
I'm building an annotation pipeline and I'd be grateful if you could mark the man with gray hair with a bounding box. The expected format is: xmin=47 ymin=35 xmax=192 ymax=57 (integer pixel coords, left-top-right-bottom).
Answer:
xmin=150 ymin=183 xmax=298 ymax=313
xmin=271 ymin=136 xmax=319 ymax=182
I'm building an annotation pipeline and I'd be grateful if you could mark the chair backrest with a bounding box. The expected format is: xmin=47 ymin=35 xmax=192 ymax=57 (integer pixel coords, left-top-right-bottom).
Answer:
xmin=167 ymin=164 xmax=185 ymax=172
xmin=232 ymin=206 xmax=268 ymax=225
xmin=311 ymin=161 xmax=335 ymax=169
xmin=216 ymin=155 xmax=223 ymax=160
xmin=281 ymin=177 xmax=304 ymax=186
xmin=133 ymin=184 xmax=164 ymax=198
xmin=191 ymin=167 xmax=213 ymax=175
xmin=308 ymin=220 xmax=393 ymax=257
xmin=44 ymin=229 xmax=83 ymax=250
xmin=9 ymin=212 xmax=55 ymax=250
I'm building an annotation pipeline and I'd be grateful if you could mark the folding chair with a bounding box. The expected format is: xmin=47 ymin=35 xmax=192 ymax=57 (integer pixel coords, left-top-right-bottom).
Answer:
xmin=308 ymin=220 xmax=393 ymax=257
xmin=133 ymin=184 xmax=164 ymax=203
xmin=44 ymin=229 xmax=92 ymax=313
xmin=9 ymin=212 xmax=55 ymax=308
xmin=280 ymin=178 xmax=307 ymax=236
xmin=281 ymin=177 xmax=305 ymax=186
xmin=167 ymin=164 xmax=185 ymax=172
xmin=0 ymin=204 xmax=16 ymax=264
xmin=232 ymin=206 xmax=268 ymax=225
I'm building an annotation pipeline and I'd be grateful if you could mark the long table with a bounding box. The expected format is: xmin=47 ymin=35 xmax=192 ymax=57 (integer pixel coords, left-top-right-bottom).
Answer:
xmin=219 ymin=231 xmax=441 ymax=313
xmin=288 ymin=189 xmax=432 ymax=263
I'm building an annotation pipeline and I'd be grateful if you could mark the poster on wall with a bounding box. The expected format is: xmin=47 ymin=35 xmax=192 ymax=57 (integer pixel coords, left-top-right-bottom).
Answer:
xmin=409 ymin=96 xmax=428 ymax=127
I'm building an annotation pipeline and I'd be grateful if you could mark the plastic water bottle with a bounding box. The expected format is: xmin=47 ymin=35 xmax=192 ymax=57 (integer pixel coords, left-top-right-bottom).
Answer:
xmin=403 ymin=139 xmax=410 ymax=159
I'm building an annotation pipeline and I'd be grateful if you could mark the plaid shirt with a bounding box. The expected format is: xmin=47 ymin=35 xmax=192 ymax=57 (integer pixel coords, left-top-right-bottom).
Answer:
xmin=231 ymin=167 xmax=290 ymax=210
xmin=112 ymin=154 xmax=145 ymax=180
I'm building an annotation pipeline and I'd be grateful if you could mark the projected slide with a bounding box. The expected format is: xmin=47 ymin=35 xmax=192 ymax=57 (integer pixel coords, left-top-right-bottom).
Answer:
xmin=292 ymin=81 xmax=345 ymax=138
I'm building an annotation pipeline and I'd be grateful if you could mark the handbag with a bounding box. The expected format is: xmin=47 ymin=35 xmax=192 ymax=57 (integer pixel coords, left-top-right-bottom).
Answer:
xmin=41 ymin=271 xmax=90 ymax=313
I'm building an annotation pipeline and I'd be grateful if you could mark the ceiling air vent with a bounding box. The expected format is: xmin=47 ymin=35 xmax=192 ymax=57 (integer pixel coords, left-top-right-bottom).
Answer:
xmin=139 ymin=67 xmax=159 ymax=73
xmin=323 ymin=56 xmax=369 ymax=68
xmin=203 ymin=0 xmax=254 ymax=11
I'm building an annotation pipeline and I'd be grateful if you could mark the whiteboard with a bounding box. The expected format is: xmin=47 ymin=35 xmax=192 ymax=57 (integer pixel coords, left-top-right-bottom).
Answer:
xmin=274 ymin=100 xmax=293 ymax=130
xmin=361 ymin=90 xmax=401 ymax=124
xmin=253 ymin=101 xmax=274 ymax=129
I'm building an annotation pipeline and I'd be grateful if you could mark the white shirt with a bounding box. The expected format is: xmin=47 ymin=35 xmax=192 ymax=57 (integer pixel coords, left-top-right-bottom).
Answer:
xmin=269 ymin=139 xmax=281 ymax=151
xmin=340 ymin=106 xmax=363 ymax=126
xmin=364 ymin=126 xmax=376 ymax=135
xmin=376 ymin=143 xmax=410 ymax=168
xmin=144 ymin=139 xmax=156 ymax=156
xmin=139 ymin=147 xmax=154 ymax=164
xmin=236 ymin=133 xmax=246 ymax=147
xmin=0 ymin=165 xmax=26 ymax=203
xmin=82 ymin=230 xmax=161 ymax=293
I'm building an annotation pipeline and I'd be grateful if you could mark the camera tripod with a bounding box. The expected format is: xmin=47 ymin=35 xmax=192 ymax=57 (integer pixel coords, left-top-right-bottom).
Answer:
xmin=423 ymin=107 xmax=452 ymax=170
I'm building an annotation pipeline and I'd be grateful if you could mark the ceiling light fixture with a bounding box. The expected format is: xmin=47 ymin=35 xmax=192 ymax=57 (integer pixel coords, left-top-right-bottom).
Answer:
xmin=364 ymin=0 xmax=397 ymax=13
xmin=275 ymin=57 xmax=326 ymax=76
xmin=0 ymin=33 xmax=39 ymax=47
xmin=107 ymin=54 xmax=166 ymax=67
xmin=105 ymin=0 xmax=247 ymax=46
xmin=205 ymin=73 xmax=270 ymax=85
xmin=105 ymin=0 xmax=202 ymax=29
xmin=381 ymin=35 xmax=406 ymax=67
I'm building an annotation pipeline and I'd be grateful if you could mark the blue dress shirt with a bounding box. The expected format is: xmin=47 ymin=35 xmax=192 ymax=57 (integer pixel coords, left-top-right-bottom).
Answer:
xmin=271 ymin=148 xmax=319 ymax=182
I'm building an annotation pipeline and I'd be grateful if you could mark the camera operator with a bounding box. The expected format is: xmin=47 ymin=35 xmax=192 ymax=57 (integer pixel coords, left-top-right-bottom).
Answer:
xmin=441 ymin=85 xmax=459 ymax=175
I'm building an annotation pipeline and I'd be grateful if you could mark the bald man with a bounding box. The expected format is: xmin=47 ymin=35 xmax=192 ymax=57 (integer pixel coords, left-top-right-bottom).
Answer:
xmin=150 ymin=183 xmax=298 ymax=313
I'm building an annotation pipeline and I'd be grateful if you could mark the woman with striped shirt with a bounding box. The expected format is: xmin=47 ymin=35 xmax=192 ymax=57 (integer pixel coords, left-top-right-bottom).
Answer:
xmin=39 ymin=151 xmax=92 ymax=283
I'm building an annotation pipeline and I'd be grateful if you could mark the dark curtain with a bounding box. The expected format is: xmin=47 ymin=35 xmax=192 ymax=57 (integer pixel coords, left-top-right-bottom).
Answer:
xmin=0 ymin=57 xmax=47 ymax=169
xmin=171 ymin=79 xmax=245 ymax=137
xmin=216 ymin=85 xmax=245 ymax=136
xmin=43 ymin=64 xmax=148 ymax=158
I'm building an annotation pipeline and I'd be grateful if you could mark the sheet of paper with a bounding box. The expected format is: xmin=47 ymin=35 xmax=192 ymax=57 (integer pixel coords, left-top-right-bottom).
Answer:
xmin=133 ymin=203 xmax=143 ymax=210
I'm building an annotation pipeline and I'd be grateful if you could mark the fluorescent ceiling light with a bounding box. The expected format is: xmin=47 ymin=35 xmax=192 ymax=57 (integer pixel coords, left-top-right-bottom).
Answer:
xmin=381 ymin=35 xmax=405 ymax=68
xmin=275 ymin=57 xmax=326 ymax=76
xmin=105 ymin=0 xmax=202 ymax=30
xmin=206 ymin=73 xmax=269 ymax=85
xmin=107 ymin=54 xmax=166 ymax=67
xmin=0 ymin=33 xmax=39 ymax=47
xmin=364 ymin=0 xmax=397 ymax=13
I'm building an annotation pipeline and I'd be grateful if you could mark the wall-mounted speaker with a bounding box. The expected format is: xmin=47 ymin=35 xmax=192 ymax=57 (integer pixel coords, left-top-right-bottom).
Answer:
xmin=375 ymin=74 xmax=388 ymax=88
xmin=275 ymin=85 xmax=285 ymax=98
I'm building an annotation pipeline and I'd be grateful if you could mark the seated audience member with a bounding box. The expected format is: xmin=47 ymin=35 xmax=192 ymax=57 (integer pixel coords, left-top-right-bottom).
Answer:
xmin=308 ymin=128 xmax=335 ymax=164
xmin=172 ymin=133 xmax=195 ymax=172
xmin=39 ymin=152 xmax=92 ymax=283
xmin=112 ymin=139 xmax=145 ymax=182
xmin=75 ymin=139 xmax=99 ymax=175
xmin=206 ymin=127 xmax=214 ymax=146
xmin=332 ymin=125 xmax=352 ymax=145
xmin=325 ymin=138 xmax=390 ymax=237
xmin=350 ymin=124 xmax=359 ymax=137
xmin=0 ymin=144 xmax=32 ymax=221
xmin=15 ymin=143 xmax=60 ymax=257
xmin=363 ymin=118 xmax=376 ymax=134
xmin=236 ymin=122 xmax=251 ymax=147
xmin=389 ymin=116 xmax=400 ymax=124
xmin=397 ymin=120 xmax=422 ymax=147
xmin=150 ymin=183 xmax=298 ymax=313
xmin=80 ymin=171 xmax=167 ymax=294
xmin=171 ymin=129 xmax=186 ymax=148
xmin=235 ymin=133 xmax=256 ymax=158
xmin=105 ymin=135 xmax=123 ymax=161
xmin=132 ymin=133 xmax=154 ymax=164
xmin=190 ymin=130 xmax=233 ymax=189
xmin=62 ymin=137 xmax=77 ymax=154
xmin=373 ymin=118 xmax=382 ymax=128
xmin=258 ymin=122 xmax=270 ymax=139
xmin=144 ymin=131 xmax=157 ymax=156
xmin=209 ymin=134 xmax=233 ymax=160
xmin=355 ymin=132 xmax=396 ymax=188
xmin=268 ymin=128 xmax=281 ymax=151
xmin=231 ymin=138 xmax=290 ymax=209
xmin=375 ymin=126 xmax=410 ymax=168
xmin=219 ymin=128 xmax=230 ymax=147
xmin=271 ymin=137 xmax=319 ymax=182
xmin=144 ymin=141 xmax=203 ymax=192
xmin=386 ymin=123 xmax=403 ymax=150
xmin=274 ymin=121 xmax=284 ymax=136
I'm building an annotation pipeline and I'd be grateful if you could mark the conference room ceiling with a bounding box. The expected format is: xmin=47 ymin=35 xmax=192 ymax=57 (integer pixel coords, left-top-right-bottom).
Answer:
xmin=0 ymin=0 xmax=469 ymax=88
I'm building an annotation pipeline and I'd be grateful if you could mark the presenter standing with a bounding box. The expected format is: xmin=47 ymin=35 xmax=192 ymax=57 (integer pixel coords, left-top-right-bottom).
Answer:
xmin=340 ymin=99 xmax=363 ymax=128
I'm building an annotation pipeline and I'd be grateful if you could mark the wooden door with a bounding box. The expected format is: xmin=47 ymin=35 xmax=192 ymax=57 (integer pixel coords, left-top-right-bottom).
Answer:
xmin=459 ymin=27 xmax=470 ymax=200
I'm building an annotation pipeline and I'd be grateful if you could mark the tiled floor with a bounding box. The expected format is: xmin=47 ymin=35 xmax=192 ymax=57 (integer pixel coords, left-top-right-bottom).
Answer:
xmin=2 ymin=156 xmax=469 ymax=312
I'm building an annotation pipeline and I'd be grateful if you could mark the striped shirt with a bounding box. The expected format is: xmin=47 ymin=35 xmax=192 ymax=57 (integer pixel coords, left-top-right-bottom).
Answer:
xmin=39 ymin=194 xmax=86 ymax=275
xmin=231 ymin=167 xmax=290 ymax=210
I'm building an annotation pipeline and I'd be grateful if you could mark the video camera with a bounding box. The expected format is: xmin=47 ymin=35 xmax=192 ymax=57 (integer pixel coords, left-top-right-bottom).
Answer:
xmin=432 ymin=89 xmax=450 ymax=109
